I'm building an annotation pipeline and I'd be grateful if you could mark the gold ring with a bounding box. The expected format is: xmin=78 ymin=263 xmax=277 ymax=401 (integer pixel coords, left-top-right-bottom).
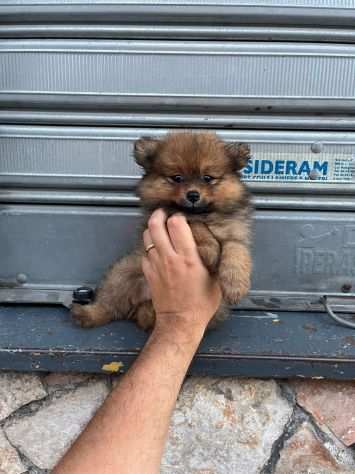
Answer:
xmin=145 ymin=243 xmax=156 ymax=253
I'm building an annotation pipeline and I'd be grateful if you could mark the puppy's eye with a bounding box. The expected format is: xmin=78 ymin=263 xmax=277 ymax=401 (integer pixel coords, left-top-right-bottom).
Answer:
xmin=202 ymin=175 xmax=215 ymax=183
xmin=169 ymin=175 xmax=184 ymax=183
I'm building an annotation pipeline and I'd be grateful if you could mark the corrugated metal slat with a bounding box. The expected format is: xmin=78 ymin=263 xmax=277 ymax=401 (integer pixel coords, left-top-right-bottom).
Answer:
xmin=1 ymin=126 xmax=354 ymax=191
xmin=2 ymin=41 xmax=355 ymax=114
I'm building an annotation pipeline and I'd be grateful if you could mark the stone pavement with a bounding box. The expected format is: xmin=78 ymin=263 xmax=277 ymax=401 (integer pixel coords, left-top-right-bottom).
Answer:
xmin=1 ymin=372 xmax=355 ymax=473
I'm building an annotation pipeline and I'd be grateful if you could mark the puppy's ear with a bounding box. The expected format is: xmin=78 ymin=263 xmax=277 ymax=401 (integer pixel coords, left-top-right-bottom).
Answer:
xmin=134 ymin=137 xmax=160 ymax=170
xmin=224 ymin=142 xmax=250 ymax=171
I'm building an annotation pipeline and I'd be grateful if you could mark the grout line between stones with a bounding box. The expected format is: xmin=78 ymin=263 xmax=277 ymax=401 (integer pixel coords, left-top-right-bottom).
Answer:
xmin=260 ymin=404 xmax=305 ymax=474
xmin=1 ymin=422 xmax=46 ymax=474
xmin=260 ymin=380 xmax=301 ymax=474
xmin=0 ymin=374 xmax=111 ymax=473
xmin=270 ymin=379 xmax=355 ymax=472
xmin=293 ymin=400 xmax=355 ymax=468
xmin=17 ymin=448 xmax=49 ymax=474
xmin=1 ymin=375 xmax=110 ymax=430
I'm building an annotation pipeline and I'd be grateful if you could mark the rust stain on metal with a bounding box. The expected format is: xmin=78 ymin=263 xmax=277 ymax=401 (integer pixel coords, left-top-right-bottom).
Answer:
xmin=303 ymin=323 xmax=317 ymax=333
xmin=344 ymin=336 xmax=355 ymax=347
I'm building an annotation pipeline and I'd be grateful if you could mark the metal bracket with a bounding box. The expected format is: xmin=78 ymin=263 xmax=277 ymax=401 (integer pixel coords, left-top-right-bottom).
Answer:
xmin=322 ymin=295 xmax=355 ymax=329
xmin=0 ymin=288 xmax=75 ymax=308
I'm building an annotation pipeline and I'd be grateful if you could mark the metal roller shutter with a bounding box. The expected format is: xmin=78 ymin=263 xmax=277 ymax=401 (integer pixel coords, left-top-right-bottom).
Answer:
xmin=1 ymin=0 xmax=354 ymax=377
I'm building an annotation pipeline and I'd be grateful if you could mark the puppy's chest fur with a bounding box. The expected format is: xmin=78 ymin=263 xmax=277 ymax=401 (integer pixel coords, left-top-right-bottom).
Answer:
xmin=143 ymin=209 xmax=250 ymax=244
xmin=140 ymin=209 xmax=251 ymax=280
xmin=193 ymin=215 xmax=250 ymax=244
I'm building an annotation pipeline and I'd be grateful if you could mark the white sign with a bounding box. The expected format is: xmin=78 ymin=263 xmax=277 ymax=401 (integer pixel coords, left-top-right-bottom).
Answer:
xmin=241 ymin=154 xmax=354 ymax=183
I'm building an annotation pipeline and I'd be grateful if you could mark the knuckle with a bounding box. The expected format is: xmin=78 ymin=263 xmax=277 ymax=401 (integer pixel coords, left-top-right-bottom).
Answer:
xmin=164 ymin=253 xmax=177 ymax=267
xmin=184 ymin=256 xmax=197 ymax=268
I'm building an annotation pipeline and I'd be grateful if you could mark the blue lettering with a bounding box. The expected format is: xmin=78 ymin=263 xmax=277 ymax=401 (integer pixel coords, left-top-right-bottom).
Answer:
xmin=261 ymin=160 xmax=273 ymax=174
xmin=285 ymin=161 xmax=297 ymax=175
xmin=242 ymin=158 xmax=329 ymax=179
xmin=298 ymin=161 xmax=311 ymax=175
xmin=243 ymin=159 xmax=253 ymax=174
xmin=255 ymin=159 xmax=259 ymax=174
xmin=314 ymin=161 xmax=328 ymax=176
xmin=274 ymin=160 xmax=285 ymax=174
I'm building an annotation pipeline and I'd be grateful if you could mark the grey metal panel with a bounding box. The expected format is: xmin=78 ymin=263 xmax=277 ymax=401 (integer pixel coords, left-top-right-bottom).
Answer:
xmin=2 ymin=306 xmax=355 ymax=379
xmin=2 ymin=41 xmax=355 ymax=114
xmin=1 ymin=205 xmax=354 ymax=310
xmin=1 ymin=126 xmax=354 ymax=190
xmin=0 ymin=205 xmax=141 ymax=288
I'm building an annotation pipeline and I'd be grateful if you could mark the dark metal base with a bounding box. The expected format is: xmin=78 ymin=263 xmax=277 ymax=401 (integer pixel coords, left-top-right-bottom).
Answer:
xmin=1 ymin=304 xmax=355 ymax=379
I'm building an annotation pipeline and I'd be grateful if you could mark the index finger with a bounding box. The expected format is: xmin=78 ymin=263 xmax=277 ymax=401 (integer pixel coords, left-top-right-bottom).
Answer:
xmin=148 ymin=209 xmax=176 ymax=256
xmin=167 ymin=214 xmax=197 ymax=256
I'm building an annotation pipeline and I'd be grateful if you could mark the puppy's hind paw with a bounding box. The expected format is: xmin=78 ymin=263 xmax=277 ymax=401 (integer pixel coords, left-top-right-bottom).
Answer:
xmin=71 ymin=303 xmax=113 ymax=328
xmin=135 ymin=301 xmax=156 ymax=332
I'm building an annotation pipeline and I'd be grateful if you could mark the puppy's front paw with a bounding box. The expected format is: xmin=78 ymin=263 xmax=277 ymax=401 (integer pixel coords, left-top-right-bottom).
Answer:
xmin=219 ymin=268 xmax=250 ymax=305
xmin=71 ymin=303 xmax=113 ymax=328
xmin=189 ymin=222 xmax=220 ymax=273
xmin=197 ymin=244 xmax=220 ymax=273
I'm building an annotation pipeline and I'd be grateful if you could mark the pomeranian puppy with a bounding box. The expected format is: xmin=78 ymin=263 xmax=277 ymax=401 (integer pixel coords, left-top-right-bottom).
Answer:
xmin=72 ymin=132 xmax=252 ymax=330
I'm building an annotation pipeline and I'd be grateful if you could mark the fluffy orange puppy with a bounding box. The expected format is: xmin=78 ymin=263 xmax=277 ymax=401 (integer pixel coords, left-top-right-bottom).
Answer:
xmin=72 ymin=132 xmax=252 ymax=330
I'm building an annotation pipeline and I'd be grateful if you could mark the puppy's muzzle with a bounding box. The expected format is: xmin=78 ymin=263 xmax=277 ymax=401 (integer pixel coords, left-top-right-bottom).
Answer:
xmin=186 ymin=190 xmax=200 ymax=203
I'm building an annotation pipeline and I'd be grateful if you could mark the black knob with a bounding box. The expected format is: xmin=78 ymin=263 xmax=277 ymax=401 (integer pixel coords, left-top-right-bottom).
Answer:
xmin=72 ymin=286 xmax=94 ymax=305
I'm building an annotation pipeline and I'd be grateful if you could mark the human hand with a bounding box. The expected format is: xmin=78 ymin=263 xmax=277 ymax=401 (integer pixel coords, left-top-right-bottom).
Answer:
xmin=142 ymin=209 xmax=221 ymax=339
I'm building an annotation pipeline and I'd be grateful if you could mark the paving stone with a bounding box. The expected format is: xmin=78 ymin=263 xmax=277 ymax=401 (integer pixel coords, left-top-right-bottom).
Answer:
xmin=292 ymin=379 xmax=355 ymax=446
xmin=161 ymin=377 xmax=292 ymax=474
xmin=0 ymin=373 xmax=47 ymax=421
xmin=5 ymin=379 xmax=109 ymax=470
xmin=275 ymin=421 xmax=354 ymax=474
xmin=43 ymin=373 xmax=91 ymax=393
xmin=0 ymin=428 xmax=26 ymax=474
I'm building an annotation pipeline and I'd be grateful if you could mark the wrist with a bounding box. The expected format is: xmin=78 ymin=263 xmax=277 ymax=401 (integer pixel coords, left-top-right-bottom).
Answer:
xmin=153 ymin=312 xmax=207 ymax=347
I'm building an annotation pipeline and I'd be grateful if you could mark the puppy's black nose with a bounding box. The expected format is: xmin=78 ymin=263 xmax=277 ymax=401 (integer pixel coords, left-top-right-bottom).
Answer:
xmin=186 ymin=190 xmax=200 ymax=203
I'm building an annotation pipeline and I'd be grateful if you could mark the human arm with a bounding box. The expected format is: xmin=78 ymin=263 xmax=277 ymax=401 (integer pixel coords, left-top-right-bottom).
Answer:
xmin=53 ymin=209 xmax=221 ymax=474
